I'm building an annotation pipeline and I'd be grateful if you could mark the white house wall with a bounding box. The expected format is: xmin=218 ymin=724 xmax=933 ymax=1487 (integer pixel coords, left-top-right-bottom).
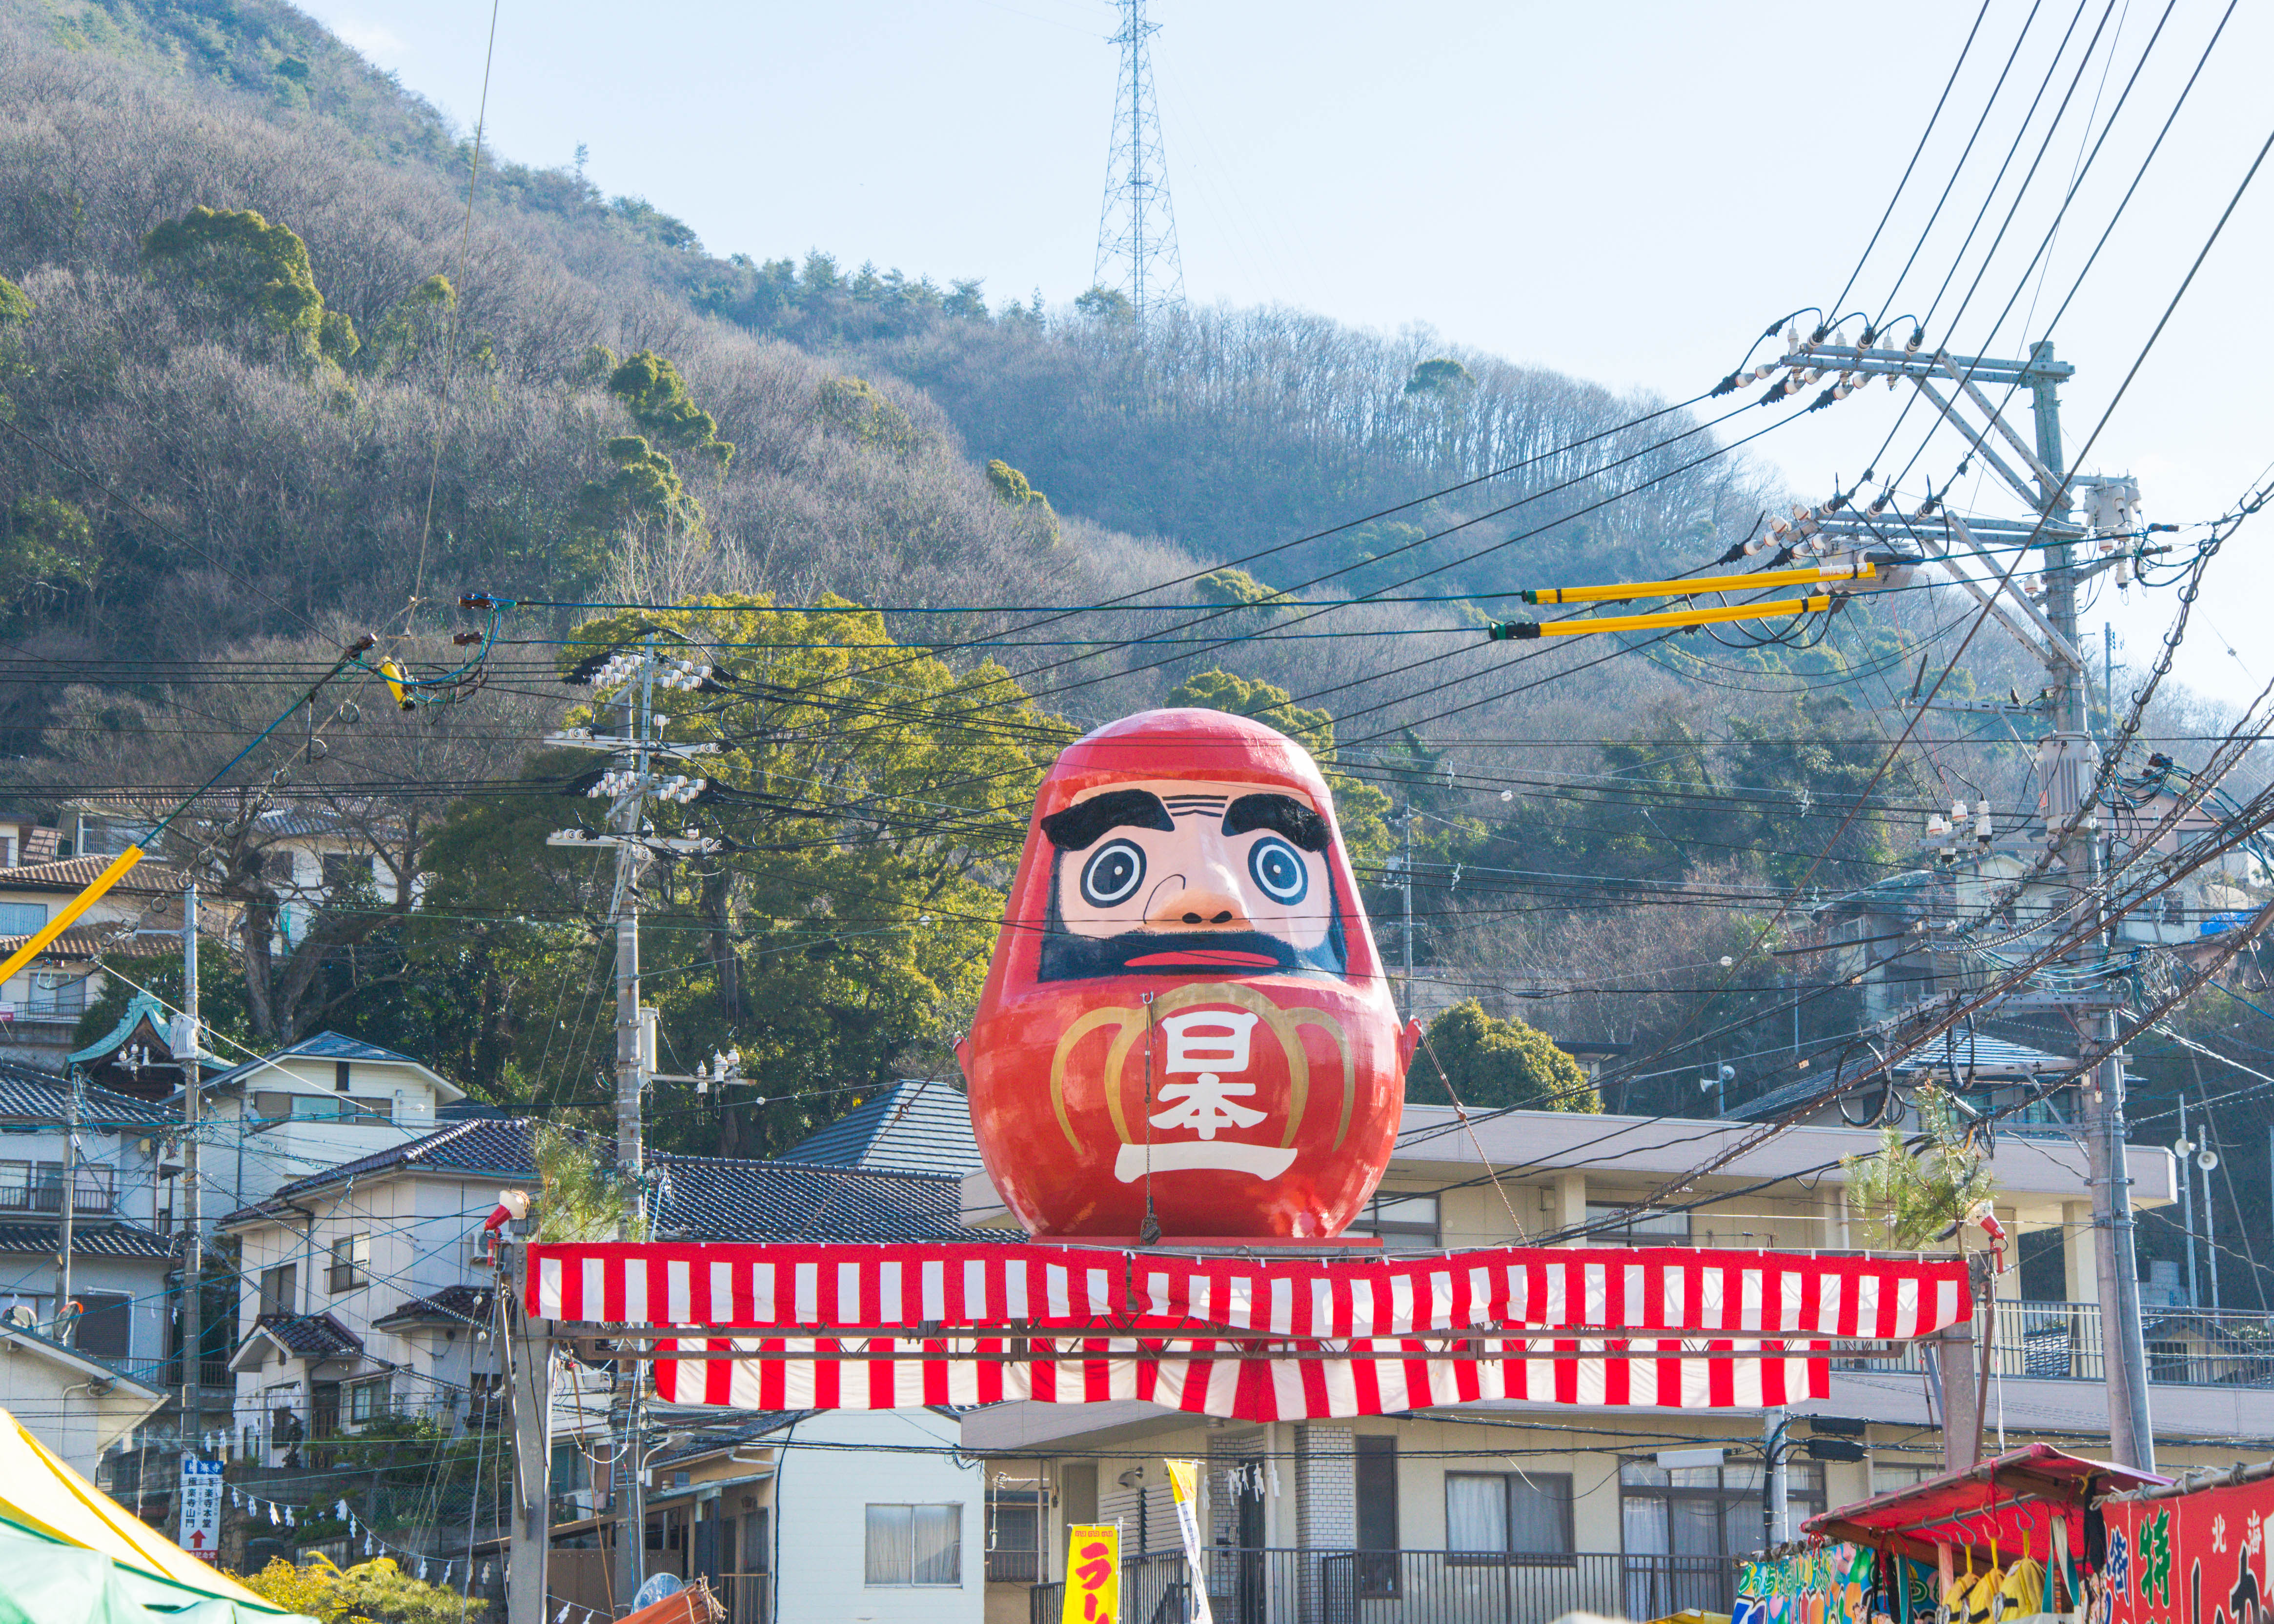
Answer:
xmin=773 ymin=1408 xmax=985 ymax=1624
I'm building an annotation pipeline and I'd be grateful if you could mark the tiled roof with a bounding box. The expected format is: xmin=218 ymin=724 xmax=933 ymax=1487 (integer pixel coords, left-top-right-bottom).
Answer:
xmin=782 ymin=1080 xmax=985 ymax=1177
xmin=0 ymin=1321 xmax=164 ymax=1396
xmin=374 ymin=1284 xmax=496 ymax=1330
xmin=203 ymin=1029 xmax=458 ymax=1093
xmin=249 ymin=1312 xmax=363 ymax=1358
xmin=651 ymin=1154 xmax=1000 ymax=1243
xmin=0 ymin=925 xmax=180 ymax=963
xmin=0 ymin=855 xmax=180 ymax=897
xmin=222 ymin=1117 xmax=548 ymax=1222
xmin=648 ymin=1411 xmax=797 ymax=1468
xmin=0 ymin=1061 xmax=173 ymax=1127
xmin=1736 ymin=1033 xmax=2081 ymax=1122
xmin=0 ymin=1221 xmax=174 ymax=1258
xmin=223 ymin=1116 xmax=995 ymax=1243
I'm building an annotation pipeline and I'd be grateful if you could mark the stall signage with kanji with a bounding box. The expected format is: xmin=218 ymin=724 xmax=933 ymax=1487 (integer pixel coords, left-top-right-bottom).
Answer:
xmin=180 ymin=1455 xmax=223 ymax=1560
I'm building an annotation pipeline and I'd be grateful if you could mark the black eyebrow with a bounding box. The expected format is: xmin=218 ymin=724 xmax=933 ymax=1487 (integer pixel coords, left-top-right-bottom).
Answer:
xmin=1223 ymin=793 xmax=1327 ymax=852
xmin=1040 ymin=789 xmax=1175 ymax=850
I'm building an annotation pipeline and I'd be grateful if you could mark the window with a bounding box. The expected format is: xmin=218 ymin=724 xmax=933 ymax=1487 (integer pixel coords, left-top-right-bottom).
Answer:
xmin=1587 ymin=1203 xmax=1692 ymax=1243
xmin=0 ymin=1162 xmax=27 ymax=1211
xmin=1620 ymin=1458 xmax=1824 ymax=1561
xmin=1345 ymin=1193 xmax=1441 ymax=1252
xmin=327 ymin=1233 xmax=369 ymax=1293
xmin=1447 ymin=1472 xmax=1573 ymax=1563
xmin=985 ymin=1484 xmax=1042 ymax=1583
xmin=0 ymin=903 xmax=43 ymax=938
xmin=74 ymin=1291 xmax=130 ymax=1358
xmin=347 ymin=1376 xmax=391 ymax=1424
xmin=251 ymin=1092 xmax=392 ymax=1130
xmin=1060 ymin=1463 xmax=1098 ymax=1528
xmin=69 ymin=1163 xmax=112 ymax=1213
xmin=26 ymin=973 xmax=86 ymax=1017
xmin=865 ymin=1504 xmax=962 ymax=1586
xmin=259 ymin=1263 xmax=298 ymax=1319
xmin=1357 ymin=1436 xmax=1400 ymax=1596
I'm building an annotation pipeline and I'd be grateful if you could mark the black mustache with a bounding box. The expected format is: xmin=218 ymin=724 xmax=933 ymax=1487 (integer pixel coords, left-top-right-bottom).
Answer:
xmin=1036 ymin=926 xmax=1345 ymax=983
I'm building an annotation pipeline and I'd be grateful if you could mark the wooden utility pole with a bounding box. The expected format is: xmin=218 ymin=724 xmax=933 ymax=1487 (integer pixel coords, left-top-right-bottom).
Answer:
xmin=176 ymin=880 xmax=203 ymax=1458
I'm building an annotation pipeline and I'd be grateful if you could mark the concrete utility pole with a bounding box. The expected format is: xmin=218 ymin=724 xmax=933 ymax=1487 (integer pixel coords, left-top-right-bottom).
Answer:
xmin=543 ymin=642 xmax=718 ymax=1609
xmin=51 ymin=1072 xmax=78 ymax=1341
xmin=1399 ymin=807 xmax=1416 ymax=1020
xmin=1786 ymin=333 xmax=2155 ymax=1470
xmin=175 ymin=881 xmax=203 ymax=1459
xmin=1762 ymin=1409 xmax=1789 ymax=1547
xmin=499 ymin=1243 xmax=551 ymax=1624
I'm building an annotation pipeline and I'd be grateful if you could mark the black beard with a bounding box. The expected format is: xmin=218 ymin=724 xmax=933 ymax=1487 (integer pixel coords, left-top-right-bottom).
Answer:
xmin=1036 ymin=923 xmax=1347 ymax=983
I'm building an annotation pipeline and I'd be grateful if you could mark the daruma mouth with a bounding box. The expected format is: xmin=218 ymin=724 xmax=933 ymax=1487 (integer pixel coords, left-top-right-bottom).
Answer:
xmin=1122 ymin=948 xmax=1281 ymax=968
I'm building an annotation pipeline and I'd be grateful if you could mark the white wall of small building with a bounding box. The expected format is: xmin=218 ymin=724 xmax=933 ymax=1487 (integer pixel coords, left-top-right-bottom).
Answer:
xmin=210 ymin=1056 xmax=447 ymax=1211
xmin=774 ymin=1408 xmax=985 ymax=1624
xmin=0 ymin=1331 xmax=163 ymax=1478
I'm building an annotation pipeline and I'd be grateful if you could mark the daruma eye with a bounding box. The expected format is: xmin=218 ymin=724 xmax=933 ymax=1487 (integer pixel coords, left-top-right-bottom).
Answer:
xmin=1079 ymin=839 xmax=1147 ymax=907
xmin=1247 ymin=836 xmax=1307 ymax=903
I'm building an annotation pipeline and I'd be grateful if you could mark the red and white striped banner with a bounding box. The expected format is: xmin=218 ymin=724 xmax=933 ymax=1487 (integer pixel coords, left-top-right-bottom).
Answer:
xmin=523 ymin=1242 xmax=1967 ymax=1421
xmin=645 ymin=1334 xmax=1833 ymax=1420
xmin=528 ymin=1242 xmax=1966 ymax=1341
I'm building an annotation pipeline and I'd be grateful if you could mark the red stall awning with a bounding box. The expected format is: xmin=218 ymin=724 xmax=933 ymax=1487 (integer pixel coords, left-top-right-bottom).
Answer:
xmin=1805 ymin=1444 xmax=2169 ymax=1558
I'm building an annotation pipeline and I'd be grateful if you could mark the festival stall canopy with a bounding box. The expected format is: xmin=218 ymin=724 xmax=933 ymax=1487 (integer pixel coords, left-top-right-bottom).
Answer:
xmin=0 ymin=1406 xmax=311 ymax=1624
xmin=1805 ymin=1443 xmax=2169 ymax=1559
xmin=528 ymin=1241 xmax=1972 ymax=1423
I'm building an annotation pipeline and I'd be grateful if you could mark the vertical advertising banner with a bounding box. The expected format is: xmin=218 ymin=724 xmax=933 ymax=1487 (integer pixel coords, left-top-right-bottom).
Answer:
xmin=1163 ymin=1460 xmax=1216 ymax=1624
xmin=2106 ymin=1478 xmax=2274 ymax=1624
xmin=1063 ymin=1522 xmax=1120 ymax=1624
xmin=179 ymin=1455 xmax=224 ymax=1561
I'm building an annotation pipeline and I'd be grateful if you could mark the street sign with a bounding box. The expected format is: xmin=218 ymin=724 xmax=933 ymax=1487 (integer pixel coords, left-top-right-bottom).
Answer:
xmin=179 ymin=1455 xmax=223 ymax=1561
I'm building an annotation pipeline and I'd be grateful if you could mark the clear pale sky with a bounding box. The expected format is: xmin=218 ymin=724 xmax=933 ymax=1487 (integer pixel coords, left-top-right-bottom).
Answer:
xmin=303 ymin=0 xmax=2274 ymax=708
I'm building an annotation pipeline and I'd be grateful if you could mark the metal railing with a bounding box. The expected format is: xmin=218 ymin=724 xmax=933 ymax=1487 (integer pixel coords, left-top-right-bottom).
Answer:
xmin=1026 ymin=1549 xmax=1738 ymax=1624
xmin=1833 ymin=1301 xmax=2274 ymax=1389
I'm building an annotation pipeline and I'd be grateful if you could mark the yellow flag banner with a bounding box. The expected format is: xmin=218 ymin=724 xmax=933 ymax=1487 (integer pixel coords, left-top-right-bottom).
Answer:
xmin=1062 ymin=1521 xmax=1119 ymax=1624
xmin=1163 ymin=1459 xmax=1217 ymax=1624
xmin=0 ymin=845 xmax=143 ymax=991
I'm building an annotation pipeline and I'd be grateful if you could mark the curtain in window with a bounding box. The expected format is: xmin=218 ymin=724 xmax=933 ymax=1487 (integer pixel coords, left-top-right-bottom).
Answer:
xmin=866 ymin=1505 xmax=912 ymax=1585
xmin=1508 ymin=1477 xmax=1570 ymax=1555
xmin=1446 ymin=1474 xmax=1508 ymax=1553
xmin=912 ymin=1505 xmax=960 ymax=1584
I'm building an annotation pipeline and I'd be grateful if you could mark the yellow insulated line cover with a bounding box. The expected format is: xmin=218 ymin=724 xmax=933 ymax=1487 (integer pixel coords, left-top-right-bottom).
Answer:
xmin=1490 ymin=595 xmax=1834 ymax=641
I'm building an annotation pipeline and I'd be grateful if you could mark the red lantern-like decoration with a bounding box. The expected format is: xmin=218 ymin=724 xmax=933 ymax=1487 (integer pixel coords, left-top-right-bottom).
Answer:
xmin=960 ymin=709 xmax=1417 ymax=1239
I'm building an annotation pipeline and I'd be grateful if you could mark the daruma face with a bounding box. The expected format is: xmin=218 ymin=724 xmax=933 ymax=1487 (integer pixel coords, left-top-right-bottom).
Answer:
xmin=960 ymin=709 xmax=1415 ymax=1239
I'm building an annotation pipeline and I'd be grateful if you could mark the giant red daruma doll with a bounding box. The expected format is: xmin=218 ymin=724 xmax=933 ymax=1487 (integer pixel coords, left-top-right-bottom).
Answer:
xmin=960 ymin=709 xmax=1418 ymax=1238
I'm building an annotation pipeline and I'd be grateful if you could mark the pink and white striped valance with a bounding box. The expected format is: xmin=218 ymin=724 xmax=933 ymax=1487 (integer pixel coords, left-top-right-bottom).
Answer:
xmin=527 ymin=1242 xmax=1968 ymax=1342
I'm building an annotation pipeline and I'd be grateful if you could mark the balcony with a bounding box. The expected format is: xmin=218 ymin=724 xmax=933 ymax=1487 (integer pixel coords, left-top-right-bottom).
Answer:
xmin=1835 ymin=1301 xmax=2274 ymax=1388
xmin=1025 ymin=1549 xmax=1739 ymax=1624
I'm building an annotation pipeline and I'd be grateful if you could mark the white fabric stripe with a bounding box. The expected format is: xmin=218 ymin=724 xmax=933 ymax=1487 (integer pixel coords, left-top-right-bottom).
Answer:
xmin=1190 ymin=1276 xmax=1211 ymax=1324
xmin=710 ymin=1261 xmax=735 ymax=1324
xmin=1857 ymin=1273 xmax=1880 ymax=1336
xmin=1622 ymin=1264 xmax=1643 ymax=1327
xmin=624 ymin=1258 xmax=649 ymax=1323
xmin=880 ymin=1262 xmax=903 ymax=1325
xmin=1544 ymin=1268 xmax=1565 ymax=1329
xmin=836 ymin=1262 xmax=862 ymax=1326
xmin=1817 ymin=1273 xmax=1843 ymax=1336
xmin=1506 ymin=1264 xmax=1529 ymax=1324
xmin=536 ymin=1256 xmax=562 ymax=1321
xmin=1468 ymin=1267 xmax=1492 ymax=1328
xmin=1389 ymin=1275 xmax=1413 ymax=1335
xmin=793 ymin=1263 xmax=817 ymax=1324
xmin=1148 ymin=1272 xmax=1172 ymax=1319
xmin=1349 ymin=1279 xmax=1374 ymax=1337
xmin=1006 ymin=1261 xmax=1030 ymax=1321
xmin=1739 ymin=1269 xmax=1762 ymax=1333
xmin=1895 ymin=1276 xmax=1920 ymax=1339
xmin=666 ymin=1261 xmax=691 ymax=1325
xmin=1936 ymin=1278 xmax=1959 ymax=1332
xmin=921 ymin=1261 xmax=945 ymax=1323
xmin=1700 ymin=1268 xmax=1722 ymax=1330
xmin=581 ymin=1255 xmax=605 ymax=1324
xmin=1046 ymin=1265 xmax=1070 ymax=1320
xmin=1584 ymin=1263 xmax=1605 ymax=1328
xmin=1271 ymin=1278 xmax=1294 ymax=1336
xmin=752 ymin=1263 xmax=774 ymax=1324
xmin=964 ymin=1259 xmax=988 ymax=1321
xmin=1663 ymin=1264 xmax=1685 ymax=1330
xmin=1269 ymin=1354 xmax=1304 ymax=1421
xmin=1310 ymin=1278 xmax=1334 ymax=1338
xmin=1087 ymin=1268 xmax=1111 ymax=1318
xmin=1428 ymin=1271 xmax=1453 ymax=1331
xmin=1780 ymin=1272 xmax=1802 ymax=1333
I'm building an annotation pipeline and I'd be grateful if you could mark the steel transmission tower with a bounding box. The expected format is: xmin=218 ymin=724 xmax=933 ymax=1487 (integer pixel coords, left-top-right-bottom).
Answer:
xmin=1093 ymin=0 xmax=1184 ymax=316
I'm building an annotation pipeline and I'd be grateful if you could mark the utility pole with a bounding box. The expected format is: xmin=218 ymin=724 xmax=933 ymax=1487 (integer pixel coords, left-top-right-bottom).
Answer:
xmin=2176 ymin=1097 xmax=2201 ymax=1309
xmin=175 ymin=881 xmax=203 ymax=1461
xmin=51 ymin=1072 xmax=78 ymax=1342
xmin=498 ymin=1240 xmax=551 ymax=1624
xmin=1399 ymin=807 xmax=1416 ymax=1020
xmin=1780 ymin=332 xmax=2155 ymax=1468
xmin=2196 ymin=1121 xmax=2220 ymax=1313
xmin=1092 ymin=0 xmax=1184 ymax=315
xmin=543 ymin=642 xmax=716 ymax=1609
xmin=1761 ymin=1409 xmax=1789 ymax=1547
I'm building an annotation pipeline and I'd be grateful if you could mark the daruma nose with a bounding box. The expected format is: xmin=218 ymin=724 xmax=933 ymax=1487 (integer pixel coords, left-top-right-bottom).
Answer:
xmin=1151 ymin=881 xmax=1247 ymax=928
